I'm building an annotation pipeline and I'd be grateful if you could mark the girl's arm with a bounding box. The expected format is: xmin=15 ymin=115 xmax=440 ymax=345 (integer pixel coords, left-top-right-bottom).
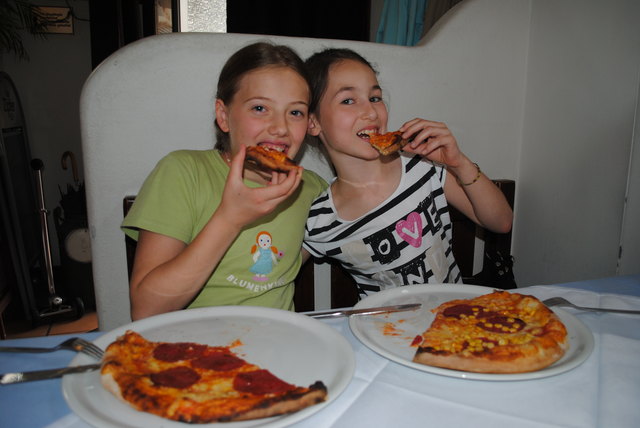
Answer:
xmin=129 ymin=215 xmax=239 ymax=319
xmin=301 ymin=248 xmax=312 ymax=264
xmin=400 ymin=119 xmax=513 ymax=233
xmin=443 ymin=158 xmax=513 ymax=233
xmin=129 ymin=146 xmax=303 ymax=320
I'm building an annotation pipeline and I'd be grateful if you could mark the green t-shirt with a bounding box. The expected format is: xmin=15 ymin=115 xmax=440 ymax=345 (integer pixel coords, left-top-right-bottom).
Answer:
xmin=121 ymin=150 xmax=327 ymax=311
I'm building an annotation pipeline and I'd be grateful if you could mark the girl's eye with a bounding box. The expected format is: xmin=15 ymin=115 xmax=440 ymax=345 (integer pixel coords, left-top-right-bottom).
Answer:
xmin=290 ymin=109 xmax=306 ymax=117
xmin=370 ymin=96 xmax=382 ymax=103
xmin=252 ymin=105 xmax=266 ymax=112
xmin=340 ymin=98 xmax=355 ymax=105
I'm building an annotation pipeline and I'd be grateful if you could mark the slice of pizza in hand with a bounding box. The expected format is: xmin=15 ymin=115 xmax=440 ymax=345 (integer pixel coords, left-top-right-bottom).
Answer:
xmin=412 ymin=291 xmax=569 ymax=374
xmin=244 ymin=145 xmax=300 ymax=173
xmin=101 ymin=330 xmax=327 ymax=423
xmin=369 ymin=131 xmax=409 ymax=155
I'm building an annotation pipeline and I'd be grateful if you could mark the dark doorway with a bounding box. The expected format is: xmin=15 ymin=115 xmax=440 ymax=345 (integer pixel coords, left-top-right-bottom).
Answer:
xmin=227 ymin=0 xmax=370 ymax=42
xmin=88 ymin=0 xmax=180 ymax=69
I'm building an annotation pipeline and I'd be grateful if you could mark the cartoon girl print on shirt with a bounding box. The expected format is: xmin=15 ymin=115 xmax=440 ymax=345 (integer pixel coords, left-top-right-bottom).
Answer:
xmin=249 ymin=231 xmax=283 ymax=282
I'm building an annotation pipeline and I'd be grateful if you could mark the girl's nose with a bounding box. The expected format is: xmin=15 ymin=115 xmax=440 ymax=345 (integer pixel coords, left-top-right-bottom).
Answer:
xmin=268 ymin=116 xmax=288 ymax=136
xmin=361 ymin=102 xmax=378 ymax=120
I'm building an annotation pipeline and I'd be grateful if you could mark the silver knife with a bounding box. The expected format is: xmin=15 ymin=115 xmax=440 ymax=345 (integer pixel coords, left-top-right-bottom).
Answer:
xmin=0 ymin=363 xmax=101 ymax=385
xmin=307 ymin=303 xmax=421 ymax=319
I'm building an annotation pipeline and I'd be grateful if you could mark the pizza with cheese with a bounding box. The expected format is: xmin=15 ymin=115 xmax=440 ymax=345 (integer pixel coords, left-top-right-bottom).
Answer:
xmin=412 ymin=291 xmax=568 ymax=373
xmin=100 ymin=330 xmax=327 ymax=423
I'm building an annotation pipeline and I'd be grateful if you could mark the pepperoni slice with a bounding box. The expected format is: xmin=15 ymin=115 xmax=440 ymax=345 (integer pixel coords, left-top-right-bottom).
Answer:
xmin=442 ymin=304 xmax=497 ymax=319
xmin=153 ymin=342 xmax=207 ymax=362
xmin=234 ymin=370 xmax=295 ymax=395
xmin=191 ymin=352 xmax=246 ymax=371
xmin=150 ymin=366 xmax=200 ymax=388
xmin=443 ymin=304 xmax=481 ymax=318
xmin=411 ymin=335 xmax=423 ymax=346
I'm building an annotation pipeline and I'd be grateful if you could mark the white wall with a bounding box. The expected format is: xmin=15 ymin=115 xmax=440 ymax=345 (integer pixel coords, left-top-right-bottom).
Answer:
xmin=515 ymin=0 xmax=640 ymax=285
xmin=414 ymin=0 xmax=640 ymax=286
xmin=414 ymin=0 xmax=528 ymax=181
xmin=619 ymin=78 xmax=640 ymax=275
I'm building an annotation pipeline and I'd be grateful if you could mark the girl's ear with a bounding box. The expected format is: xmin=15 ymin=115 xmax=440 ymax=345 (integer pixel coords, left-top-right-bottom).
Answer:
xmin=215 ymin=99 xmax=230 ymax=132
xmin=307 ymin=114 xmax=322 ymax=136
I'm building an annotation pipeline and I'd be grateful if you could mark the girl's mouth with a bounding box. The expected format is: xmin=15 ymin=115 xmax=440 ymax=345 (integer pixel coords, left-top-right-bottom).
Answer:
xmin=356 ymin=129 xmax=379 ymax=141
xmin=257 ymin=143 xmax=288 ymax=155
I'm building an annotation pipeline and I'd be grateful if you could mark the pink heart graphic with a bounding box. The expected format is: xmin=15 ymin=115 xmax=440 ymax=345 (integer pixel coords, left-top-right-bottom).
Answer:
xmin=396 ymin=212 xmax=422 ymax=248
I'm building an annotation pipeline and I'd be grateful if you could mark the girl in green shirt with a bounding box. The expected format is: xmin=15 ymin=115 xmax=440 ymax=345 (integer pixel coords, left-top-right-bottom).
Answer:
xmin=122 ymin=42 xmax=327 ymax=320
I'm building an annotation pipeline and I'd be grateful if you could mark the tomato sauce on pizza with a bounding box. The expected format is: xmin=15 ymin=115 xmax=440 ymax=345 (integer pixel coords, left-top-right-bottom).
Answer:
xmin=100 ymin=331 xmax=327 ymax=423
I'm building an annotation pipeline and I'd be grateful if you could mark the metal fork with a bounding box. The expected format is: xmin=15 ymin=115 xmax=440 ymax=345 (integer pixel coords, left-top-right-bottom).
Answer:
xmin=543 ymin=297 xmax=640 ymax=315
xmin=0 ymin=337 xmax=104 ymax=360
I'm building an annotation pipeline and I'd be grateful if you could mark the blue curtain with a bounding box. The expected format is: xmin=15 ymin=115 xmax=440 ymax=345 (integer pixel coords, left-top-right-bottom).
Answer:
xmin=376 ymin=0 xmax=428 ymax=46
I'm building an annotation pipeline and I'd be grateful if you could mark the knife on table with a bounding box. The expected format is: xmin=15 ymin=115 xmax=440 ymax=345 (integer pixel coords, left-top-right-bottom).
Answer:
xmin=1 ymin=364 xmax=101 ymax=385
xmin=306 ymin=303 xmax=421 ymax=319
xmin=2 ymin=304 xmax=422 ymax=384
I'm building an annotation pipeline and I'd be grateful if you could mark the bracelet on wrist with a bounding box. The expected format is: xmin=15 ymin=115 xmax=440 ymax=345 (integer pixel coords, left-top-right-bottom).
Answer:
xmin=456 ymin=162 xmax=481 ymax=186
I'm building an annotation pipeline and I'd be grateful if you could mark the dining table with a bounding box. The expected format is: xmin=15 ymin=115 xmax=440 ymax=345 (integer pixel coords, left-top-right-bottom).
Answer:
xmin=1 ymin=274 xmax=639 ymax=428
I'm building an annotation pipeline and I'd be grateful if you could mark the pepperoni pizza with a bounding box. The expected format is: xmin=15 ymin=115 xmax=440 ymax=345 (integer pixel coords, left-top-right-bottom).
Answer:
xmin=100 ymin=331 xmax=327 ymax=423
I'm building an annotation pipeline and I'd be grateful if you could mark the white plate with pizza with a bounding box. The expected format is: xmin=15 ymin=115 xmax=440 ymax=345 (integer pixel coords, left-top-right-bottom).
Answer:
xmin=62 ymin=306 xmax=355 ymax=427
xmin=348 ymin=284 xmax=594 ymax=381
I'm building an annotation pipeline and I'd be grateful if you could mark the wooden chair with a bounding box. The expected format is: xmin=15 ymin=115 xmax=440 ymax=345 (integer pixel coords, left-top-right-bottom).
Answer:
xmin=450 ymin=179 xmax=516 ymax=289
xmin=124 ymin=179 xmax=515 ymax=313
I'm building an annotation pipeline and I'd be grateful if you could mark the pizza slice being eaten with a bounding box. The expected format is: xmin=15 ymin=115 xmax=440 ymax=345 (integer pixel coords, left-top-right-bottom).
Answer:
xmin=100 ymin=330 xmax=327 ymax=423
xmin=412 ymin=291 xmax=568 ymax=374
xmin=244 ymin=145 xmax=300 ymax=173
xmin=369 ymin=131 xmax=409 ymax=155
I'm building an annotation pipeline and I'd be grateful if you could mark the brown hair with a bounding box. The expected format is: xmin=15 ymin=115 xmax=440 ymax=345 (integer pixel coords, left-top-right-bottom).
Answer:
xmin=214 ymin=42 xmax=309 ymax=151
xmin=304 ymin=48 xmax=377 ymax=115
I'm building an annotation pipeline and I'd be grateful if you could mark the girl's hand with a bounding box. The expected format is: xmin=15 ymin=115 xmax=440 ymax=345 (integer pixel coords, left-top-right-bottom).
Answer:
xmin=217 ymin=145 xmax=302 ymax=228
xmin=398 ymin=118 xmax=466 ymax=168
xmin=397 ymin=120 xmax=513 ymax=234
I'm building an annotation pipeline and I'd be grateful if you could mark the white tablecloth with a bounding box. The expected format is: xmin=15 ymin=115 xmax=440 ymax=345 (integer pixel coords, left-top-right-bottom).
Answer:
xmin=2 ymin=281 xmax=639 ymax=428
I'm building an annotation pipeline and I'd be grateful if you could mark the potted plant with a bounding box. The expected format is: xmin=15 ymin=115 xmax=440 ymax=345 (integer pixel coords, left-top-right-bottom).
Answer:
xmin=0 ymin=0 xmax=47 ymax=61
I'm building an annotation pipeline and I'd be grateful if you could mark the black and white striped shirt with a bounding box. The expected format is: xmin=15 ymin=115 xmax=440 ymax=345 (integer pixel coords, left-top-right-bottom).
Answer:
xmin=303 ymin=154 xmax=461 ymax=297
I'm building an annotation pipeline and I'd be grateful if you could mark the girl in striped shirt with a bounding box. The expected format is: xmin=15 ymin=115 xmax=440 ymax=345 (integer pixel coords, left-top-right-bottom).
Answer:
xmin=302 ymin=48 xmax=513 ymax=297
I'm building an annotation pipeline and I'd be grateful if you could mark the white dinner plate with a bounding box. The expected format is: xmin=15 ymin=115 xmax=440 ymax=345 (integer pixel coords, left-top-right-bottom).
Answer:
xmin=349 ymin=284 xmax=594 ymax=381
xmin=62 ymin=306 xmax=355 ymax=427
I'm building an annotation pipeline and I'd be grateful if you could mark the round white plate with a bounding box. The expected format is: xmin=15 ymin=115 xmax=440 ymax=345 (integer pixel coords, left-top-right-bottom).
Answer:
xmin=63 ymin=306 xmax=355 ymax=427
xmin=348 ymin=284 xmax=594 ymax=381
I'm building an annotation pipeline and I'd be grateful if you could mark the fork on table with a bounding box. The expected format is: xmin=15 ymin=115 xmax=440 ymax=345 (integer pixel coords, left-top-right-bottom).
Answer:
xmin=0 ymin=337 xmax=104 ymax=360
xmin=543 ymin=297 xmax=640 ymax=315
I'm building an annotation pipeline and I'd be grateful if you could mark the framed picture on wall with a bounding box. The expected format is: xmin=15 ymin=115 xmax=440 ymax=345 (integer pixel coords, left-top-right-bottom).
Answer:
xmin=32 ymin=6 xmax=74 ymax=35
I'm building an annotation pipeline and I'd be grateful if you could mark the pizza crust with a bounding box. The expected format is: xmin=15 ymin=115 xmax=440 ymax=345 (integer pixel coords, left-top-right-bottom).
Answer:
xmin=223 ymin=382 xmax=327 ymax=422
xmin=414 ymin=337 xmax=567 ymax=373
